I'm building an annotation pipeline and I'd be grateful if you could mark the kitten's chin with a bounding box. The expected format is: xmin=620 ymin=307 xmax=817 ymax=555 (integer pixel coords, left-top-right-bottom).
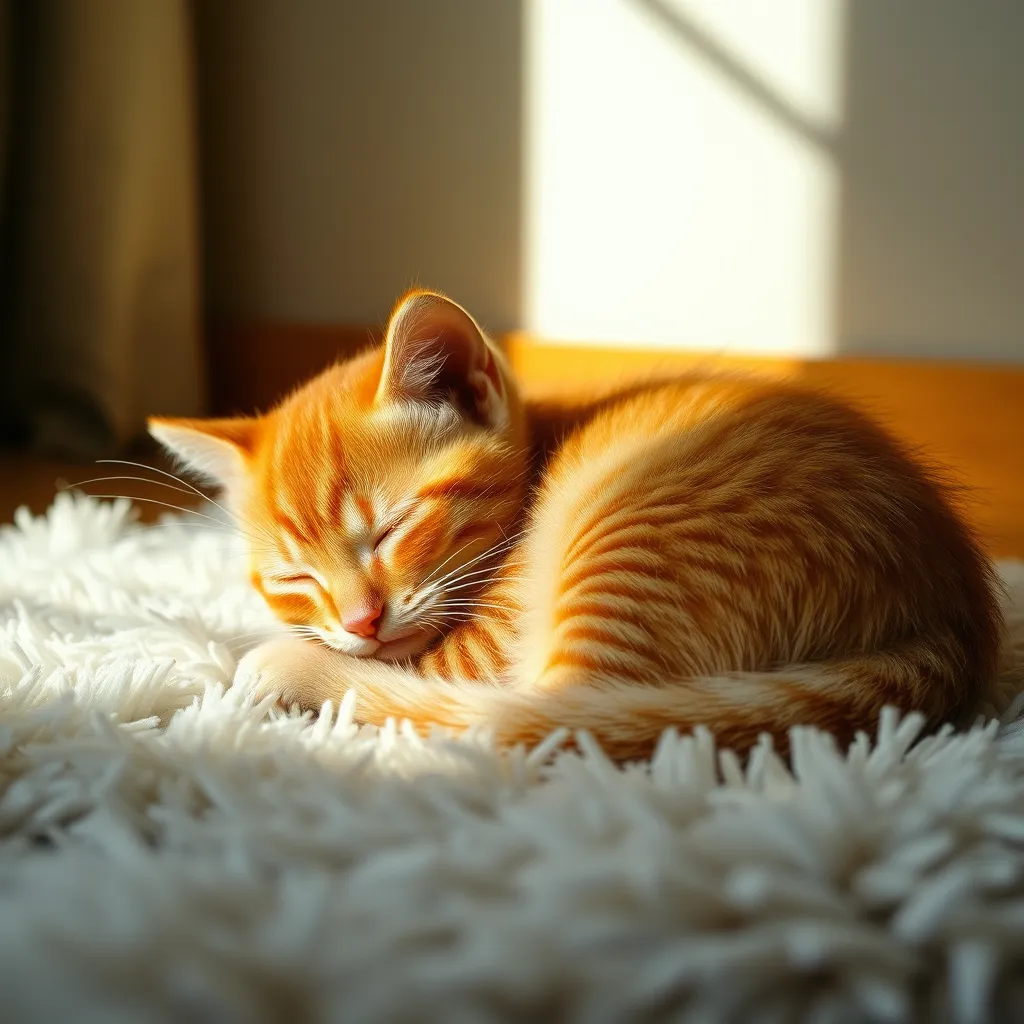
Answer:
xmin=374 ymin=633 xmax=431 ymax=662
xmin=318 ymin=629 xmax=430 ymax=662
xmin=321 ymin=635 xmax=379 ymax=657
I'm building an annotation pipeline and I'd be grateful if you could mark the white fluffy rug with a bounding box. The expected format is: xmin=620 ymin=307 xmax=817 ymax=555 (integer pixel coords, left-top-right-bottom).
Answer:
xmin=2 ymin=495 xmax=1024 ymax=1023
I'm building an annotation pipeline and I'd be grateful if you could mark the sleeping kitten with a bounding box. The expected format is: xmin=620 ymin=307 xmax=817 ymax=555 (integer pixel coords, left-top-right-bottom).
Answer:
xmin=150 ymin=290 xmax=1002 ymax=758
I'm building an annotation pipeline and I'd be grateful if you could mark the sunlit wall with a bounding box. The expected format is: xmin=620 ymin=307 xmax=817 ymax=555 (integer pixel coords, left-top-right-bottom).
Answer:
xmin=523 ymin=0 xmax=845 ymax=354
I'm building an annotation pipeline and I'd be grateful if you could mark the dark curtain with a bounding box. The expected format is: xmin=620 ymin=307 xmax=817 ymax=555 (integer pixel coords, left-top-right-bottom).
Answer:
xmin=0 ymin=0 xmax=204 ymax=459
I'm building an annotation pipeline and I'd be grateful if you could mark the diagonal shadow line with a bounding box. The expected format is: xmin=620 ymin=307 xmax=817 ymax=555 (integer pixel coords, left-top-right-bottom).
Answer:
xmin=632 ymin=0 xmax=839 ymax=155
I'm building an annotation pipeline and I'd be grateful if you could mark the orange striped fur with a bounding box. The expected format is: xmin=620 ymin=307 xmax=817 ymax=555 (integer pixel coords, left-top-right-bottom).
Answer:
xmin=150 ymin=291 xmax=1003 ymax=760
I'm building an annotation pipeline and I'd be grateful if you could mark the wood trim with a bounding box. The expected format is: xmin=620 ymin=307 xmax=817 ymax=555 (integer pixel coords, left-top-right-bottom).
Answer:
xmin=207 ymin=322 xmax=383 ymax=415
xmin=207 ymin=324 xmax=1024 ymax=557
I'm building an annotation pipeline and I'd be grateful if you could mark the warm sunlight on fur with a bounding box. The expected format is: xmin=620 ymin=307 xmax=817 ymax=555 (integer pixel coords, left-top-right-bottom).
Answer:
xmin=150 ymin=290 xmax=1003 ymax=760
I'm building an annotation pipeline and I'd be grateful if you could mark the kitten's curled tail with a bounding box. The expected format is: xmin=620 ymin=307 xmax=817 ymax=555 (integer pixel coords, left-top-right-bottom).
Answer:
xmin=352 ymin=633 xmax=982 ymax=760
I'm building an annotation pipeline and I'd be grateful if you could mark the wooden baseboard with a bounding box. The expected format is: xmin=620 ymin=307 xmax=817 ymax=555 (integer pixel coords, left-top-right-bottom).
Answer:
xmin=207 ymin=322 xmax=382 ymax=416
xmin=208 ymin=324 xmax=1024 ymax=558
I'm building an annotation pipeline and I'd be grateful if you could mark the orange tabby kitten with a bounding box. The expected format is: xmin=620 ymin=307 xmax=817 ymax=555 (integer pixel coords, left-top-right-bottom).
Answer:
xmin=150 ymin=290 xmax=1002 ymax=759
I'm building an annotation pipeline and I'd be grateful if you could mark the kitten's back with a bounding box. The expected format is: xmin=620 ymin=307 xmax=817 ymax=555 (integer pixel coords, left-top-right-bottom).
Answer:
xmin=510 ymin=374 xmax=1001 ymax=753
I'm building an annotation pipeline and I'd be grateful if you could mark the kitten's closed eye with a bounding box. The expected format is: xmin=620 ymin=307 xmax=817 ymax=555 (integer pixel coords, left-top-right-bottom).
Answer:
xmin=263 ymin=573 xmax=322 ymax=596
xmin=374 ymin=508 xmax=416 ymax=550
xmin=373 ymin=524 xmax=400 ymax=551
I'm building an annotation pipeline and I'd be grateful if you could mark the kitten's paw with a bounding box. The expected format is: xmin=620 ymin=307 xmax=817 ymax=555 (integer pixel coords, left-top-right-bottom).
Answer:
xmin=233 ymin=637 xmax=338 ymax=713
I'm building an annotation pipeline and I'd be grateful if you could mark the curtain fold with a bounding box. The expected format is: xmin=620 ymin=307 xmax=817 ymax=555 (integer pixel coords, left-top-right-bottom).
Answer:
xmin=1 ymin=0 xmax=203 ymax=459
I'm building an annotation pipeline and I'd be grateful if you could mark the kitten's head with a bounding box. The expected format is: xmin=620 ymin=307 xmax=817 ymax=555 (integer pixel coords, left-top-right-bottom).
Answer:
xmin=150 ymin=291 xmax=527 ymax=661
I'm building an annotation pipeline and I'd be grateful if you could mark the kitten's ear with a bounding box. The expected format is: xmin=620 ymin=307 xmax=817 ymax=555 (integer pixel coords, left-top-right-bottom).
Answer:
xmin=376 ymin=290 xmax=508 ymax=427
xmin=147 ymin=415 xmax=259 ymax=488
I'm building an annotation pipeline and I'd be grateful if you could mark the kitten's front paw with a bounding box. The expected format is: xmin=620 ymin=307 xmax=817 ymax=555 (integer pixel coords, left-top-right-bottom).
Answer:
xmin=233 ymin=637 xmax=338 ymax=713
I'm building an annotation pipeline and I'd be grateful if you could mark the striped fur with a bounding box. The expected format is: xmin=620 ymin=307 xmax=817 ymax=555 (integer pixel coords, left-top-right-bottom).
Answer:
xmin=150 ymin=290 xmax=1003 ymax=759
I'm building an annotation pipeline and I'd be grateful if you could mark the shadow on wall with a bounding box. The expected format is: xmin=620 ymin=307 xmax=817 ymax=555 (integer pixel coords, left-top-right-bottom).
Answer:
xmin=631 ymin=0 xmax=1023 ymax=361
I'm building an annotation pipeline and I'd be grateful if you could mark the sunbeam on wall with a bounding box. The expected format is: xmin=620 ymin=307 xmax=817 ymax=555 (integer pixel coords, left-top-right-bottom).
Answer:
xmin=523 ymin=0 xmax=846 ymax=354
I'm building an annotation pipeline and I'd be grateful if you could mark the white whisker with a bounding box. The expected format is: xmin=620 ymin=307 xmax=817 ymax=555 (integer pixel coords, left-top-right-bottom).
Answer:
xmin=437 ymin=561 xmax=525 ymax=594
xmin=424 ymin=533 xmax=524 ymax=592
xmin=97 ymin=459 xmax=281 ymax=550
xmin=435 ymin=600 xmax=510 ymax=613
xmin=419 ymin=539 xmax=479 ymax=588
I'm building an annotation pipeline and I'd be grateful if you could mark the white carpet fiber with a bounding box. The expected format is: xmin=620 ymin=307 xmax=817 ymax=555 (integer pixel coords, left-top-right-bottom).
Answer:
xmin=2 ymin=495 xmax=1024 ymax=1023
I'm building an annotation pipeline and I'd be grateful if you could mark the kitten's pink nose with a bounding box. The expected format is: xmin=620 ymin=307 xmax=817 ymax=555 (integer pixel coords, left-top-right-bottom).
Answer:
xmin=341 ymin=602 xmax=383 ymax=638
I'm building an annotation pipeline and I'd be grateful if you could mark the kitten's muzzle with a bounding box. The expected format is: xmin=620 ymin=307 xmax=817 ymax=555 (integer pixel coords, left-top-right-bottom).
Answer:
xmin=340 ymin=601 xmax=384 ymax=638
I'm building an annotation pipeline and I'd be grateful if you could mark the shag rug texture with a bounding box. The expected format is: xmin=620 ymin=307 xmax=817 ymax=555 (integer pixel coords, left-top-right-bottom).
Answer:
xmin=1 ymin=496 xmax=1024 ymax=1023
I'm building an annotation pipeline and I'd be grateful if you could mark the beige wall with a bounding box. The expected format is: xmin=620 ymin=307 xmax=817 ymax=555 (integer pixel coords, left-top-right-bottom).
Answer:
xmin=197 ymin=0 xmax=1023 ymax=362
xmin=195 ymin=0 xmax=523 ymax=333
xmin=837 ymin=0 xmax=1024 ymax=361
